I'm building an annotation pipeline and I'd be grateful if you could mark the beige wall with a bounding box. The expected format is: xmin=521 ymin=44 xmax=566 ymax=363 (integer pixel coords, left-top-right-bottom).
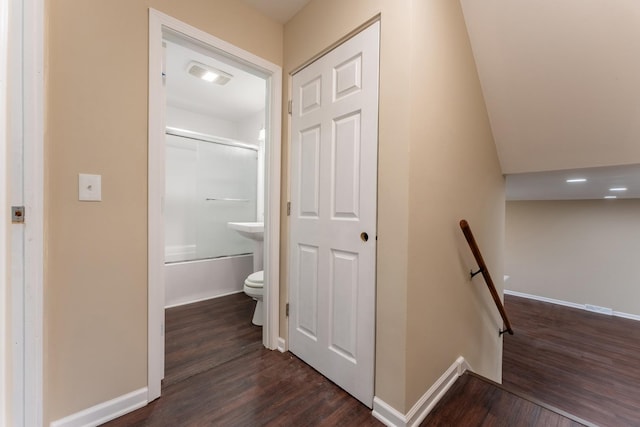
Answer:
xmin=284 ymin=0 xmax=411 ymax=412
xmin=285 ymin=0 xmax=504 ymax=414
xmin=46 ymin=0 xmax=504 ymax=420
xmin=44 ymin=0 xmax=282 ymax=422
xmin=506 ymin=200 xmax=640 ymax=315
xmin=405 ymin=0 xmax=505 ymax=408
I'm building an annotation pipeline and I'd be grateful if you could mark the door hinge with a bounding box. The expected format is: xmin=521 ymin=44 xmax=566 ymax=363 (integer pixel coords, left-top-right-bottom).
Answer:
xmin=288 ymin=100 xmax=292 ymax=115
xmin=286 ymin=303 xmax=289 ymax=317
xmin=287 ymin=201 xmax=291 ymax=216
xmin=12 ymin=206 xmax=25 ymax=224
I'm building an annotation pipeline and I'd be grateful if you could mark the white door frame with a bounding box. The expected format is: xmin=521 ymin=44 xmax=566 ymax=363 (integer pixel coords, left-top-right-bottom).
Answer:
xmin=0 ymin=0 xmax=9 ymax=423
xmin=148 ymin=9 xmax=282 ymax=401
xmin=22 ymin=1 xmax=44 ymax=423
xmin=2 ymin=0 xmax=44 ymax=425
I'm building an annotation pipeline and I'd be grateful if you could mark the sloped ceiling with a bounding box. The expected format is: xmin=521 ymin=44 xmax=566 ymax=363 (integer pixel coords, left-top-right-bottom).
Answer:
xmin=460 ymin=0 xmax=640 ymax=176
xmin=238 ymin=0 xmax=640 ymax=199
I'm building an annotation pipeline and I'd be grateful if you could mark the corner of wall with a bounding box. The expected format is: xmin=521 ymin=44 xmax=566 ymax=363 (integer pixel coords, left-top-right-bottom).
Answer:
xmin=403 ymin=0 xmax=505 ymax=410
xmin=372 ymin=357 xmax=472 ymax=427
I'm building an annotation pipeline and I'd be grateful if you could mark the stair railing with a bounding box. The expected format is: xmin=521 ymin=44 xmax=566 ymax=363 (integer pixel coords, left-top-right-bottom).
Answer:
xmin=459 ymin=219 xmax=514 ymax=336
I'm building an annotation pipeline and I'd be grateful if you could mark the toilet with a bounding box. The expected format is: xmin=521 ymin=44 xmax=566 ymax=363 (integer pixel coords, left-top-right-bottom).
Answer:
xmin=244 ymin=270 xmax=264 ymax=326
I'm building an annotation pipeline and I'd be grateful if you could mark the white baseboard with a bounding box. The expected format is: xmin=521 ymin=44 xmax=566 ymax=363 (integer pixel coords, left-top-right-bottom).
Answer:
xmin=50 ymin=387 xmax=147 ymax=427
xmin=372 ymin=398 xmax=406 ymax=427
xmin=613 ymin=311 xmax=640 ymax=321
xmin=164 ymin=289 xmax=244 ymax=309
xmin=505 ymin=290 xmax=640 ymax=321
xmin=277 ymin=337 xmax=287 ymax=353
xmin=372 ymin=357 xmax=470 ymax=427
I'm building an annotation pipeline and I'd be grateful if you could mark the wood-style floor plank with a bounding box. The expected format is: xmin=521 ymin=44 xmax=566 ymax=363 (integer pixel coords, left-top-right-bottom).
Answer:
xmin=503 ymin=295 xmax=640 ymax=427
xmin=421 ymin=373 xmax=584 ymax=426
xmin=163 ymin=293 xmax=263 ymax=388
xmin=105 ymin=292 xmax=640 ymax=426
xmin=102 ymin=293 xmax=380 ymax=426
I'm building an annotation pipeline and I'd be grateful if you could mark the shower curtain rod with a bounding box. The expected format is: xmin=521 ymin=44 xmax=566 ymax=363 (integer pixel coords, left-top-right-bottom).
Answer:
xmin=165 ymin=126 xmax=259 ymax=152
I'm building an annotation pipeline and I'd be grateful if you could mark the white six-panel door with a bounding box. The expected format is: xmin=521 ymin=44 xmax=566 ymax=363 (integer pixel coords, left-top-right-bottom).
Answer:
xmin=289 ymin=21 xmax=379 ymax=408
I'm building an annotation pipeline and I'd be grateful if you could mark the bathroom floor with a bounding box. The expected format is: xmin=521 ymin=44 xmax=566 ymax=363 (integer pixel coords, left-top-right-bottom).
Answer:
xmin=163 ymin=292 xmax=263 ymax=388
xmin=103 ymin=292 xmax=380 ymax=426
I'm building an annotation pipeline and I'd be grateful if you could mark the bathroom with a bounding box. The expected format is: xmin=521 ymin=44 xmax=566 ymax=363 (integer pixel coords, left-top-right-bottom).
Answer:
xmin=163 ymin=35 xmax=267 ymax=318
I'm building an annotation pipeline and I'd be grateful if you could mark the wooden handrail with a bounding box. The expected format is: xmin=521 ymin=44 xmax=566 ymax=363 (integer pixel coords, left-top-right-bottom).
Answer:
xmin=459 ymin=219 xmax=514 ymax=336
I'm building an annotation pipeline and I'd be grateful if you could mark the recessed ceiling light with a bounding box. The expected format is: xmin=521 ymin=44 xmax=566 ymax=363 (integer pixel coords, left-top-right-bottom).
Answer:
xmin=187 ymin=61 xmax=232 ymax=85
xmin=604 ymin=196 xmax=617 ymax=199
xmin=566 ymin=178 xmax=587 ymax=183
xmin=609 ymin=187 xmax=627 ymax=192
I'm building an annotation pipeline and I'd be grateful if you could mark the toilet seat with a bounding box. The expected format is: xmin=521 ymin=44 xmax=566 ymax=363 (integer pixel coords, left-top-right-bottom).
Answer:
xmin=244 ymin=270 xmax=263 ymax=288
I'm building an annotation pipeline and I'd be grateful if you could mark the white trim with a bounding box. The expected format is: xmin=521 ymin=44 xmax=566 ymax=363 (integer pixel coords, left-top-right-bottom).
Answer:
xmin=504 ymin=290 xmax=640 ymax=321
xmin=371 ymin=396 xmax=400 ymax=427
xmin=372 ymin=398 xmax=407 ymax=427
xmin=7 ymin=0 xmax=24 ymax=423
xmin=612 ymin=311 xmax=640 ymax=322
xmin=277 ymin=337 xmax=287 ymax=353
xmin=164 ymin=290 xmax=244 ymax=309
xmin=504 ymin=290 xmax=583 ymax=310
xmin=148 ymin=10 xmax=167 ymax=401
xmin=49 ymin=388 xmax=148 ymax=427
xmin=148 ymin=8 xmax=282 ymax=401
xmin=4 ymin=2 xmax=44 ymax=424
xmin=23 ymin=0 xmax=45 ymax=424
xmin=0 ymin=0 xmax=8 ymax=424
xmin=263 ymin=56 xmax=282 ymax=351
xmin=372 ymin=357 xmax=471 ymax=427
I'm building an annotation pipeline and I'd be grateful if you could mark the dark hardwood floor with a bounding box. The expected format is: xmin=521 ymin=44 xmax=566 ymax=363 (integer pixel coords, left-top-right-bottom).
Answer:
xmin=103 ymin=291 xmax=640 ymax=426
xmin=102 ymin=293 xmax=380 ymax=426
xmin=163 ymin=292 xmax=263 ymax=388
xmin=503 ymin=295 xmax=640 ymax=427
xmin=422 ymin=373 xmax=585 ymax=426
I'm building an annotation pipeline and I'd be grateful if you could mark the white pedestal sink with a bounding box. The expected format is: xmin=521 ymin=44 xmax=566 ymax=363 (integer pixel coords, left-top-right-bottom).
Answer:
xmin=227 ymin=222 xmax=264 ymax=272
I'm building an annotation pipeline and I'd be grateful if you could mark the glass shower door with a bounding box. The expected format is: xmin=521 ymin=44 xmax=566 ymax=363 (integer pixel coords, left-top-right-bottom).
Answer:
xmin=164 ymin=132 xmax=258 ymax=262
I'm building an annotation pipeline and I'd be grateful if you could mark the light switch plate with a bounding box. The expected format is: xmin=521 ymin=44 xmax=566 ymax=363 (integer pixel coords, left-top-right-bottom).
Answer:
xmin=78 ymin=173 xmax=102 ymax=201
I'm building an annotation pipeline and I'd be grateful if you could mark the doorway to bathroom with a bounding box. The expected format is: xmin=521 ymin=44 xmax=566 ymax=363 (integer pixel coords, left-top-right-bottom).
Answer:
xmin=148 ymin=9 xmax=282 ymax=401
xmin=162 ymin=39 xmax=265 ymax=309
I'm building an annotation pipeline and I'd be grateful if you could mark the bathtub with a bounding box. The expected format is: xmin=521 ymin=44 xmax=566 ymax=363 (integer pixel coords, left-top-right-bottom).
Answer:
xmin=165 ymin=254 xmax=254 ymax=308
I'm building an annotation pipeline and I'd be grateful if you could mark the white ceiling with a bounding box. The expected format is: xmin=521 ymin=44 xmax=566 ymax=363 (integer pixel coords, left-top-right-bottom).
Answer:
xmin=507 ymin=164 xmax=640 ymax=200
xmin=240 ymin=0 xmax=311 ymax=23
xmin=164 ymin=40 xmax=266 ymax=122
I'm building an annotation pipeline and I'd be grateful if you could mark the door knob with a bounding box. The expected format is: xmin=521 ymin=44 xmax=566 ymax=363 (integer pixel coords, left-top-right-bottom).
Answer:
xmin=360 ymin=232 xmax=369 ymax=242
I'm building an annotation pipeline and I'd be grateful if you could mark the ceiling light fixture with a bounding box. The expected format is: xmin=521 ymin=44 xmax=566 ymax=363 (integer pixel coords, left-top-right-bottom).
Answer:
xmin=609 ymin=187 xmax=627 ymax=192
xmin=187 ymin=61 xmax=232 ymax=85
xmin=604 ymin=195 xmax=617 ymax=199
xmin=566 ymin=178 xmax=587 ymax=183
